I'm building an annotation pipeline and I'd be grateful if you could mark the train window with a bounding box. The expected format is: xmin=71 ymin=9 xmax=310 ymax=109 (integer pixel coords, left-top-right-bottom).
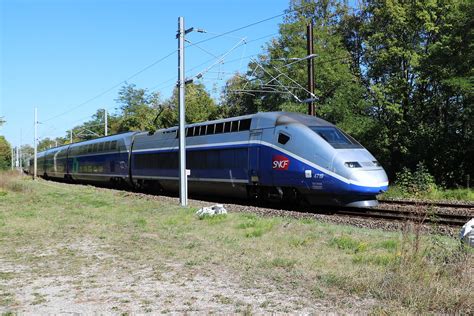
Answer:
xmin=185 ymin=128 xmax=190 ymax=137
xmin=278 ymin=133 xmax=290 ymax=145
xmin=310 ymin=127 xmax=362 ymax=149
xmin=206 ymin=124 xmax=215 ymax=135
xmin=88 ymin=144 xmax=93 ymax=153
xmin=239 ymin=119 xmax=251 ymax=131
xmin=93 ymin=144 xmax=98 ymax=152
xmin=223 ymin=122 xmax=231 ymax=133
xmin=111 ymin=141 xmax=117 ymax=150
xmin=98 ymin=143 xmax=104 ymax=152
xmin=231 ymin=121 xmax=239 ymax=132
xmin=199 ymin=126 xmax=206 ymax=136
xmin=215 ymin=123 xmax=224 ymax=134
xmin=104 ymin=142 xmax=110 ymax=151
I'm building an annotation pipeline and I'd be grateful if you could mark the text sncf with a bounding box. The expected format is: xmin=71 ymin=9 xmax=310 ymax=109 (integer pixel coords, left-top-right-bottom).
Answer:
xmin=272 ymin=155 xmax=290 ymax=170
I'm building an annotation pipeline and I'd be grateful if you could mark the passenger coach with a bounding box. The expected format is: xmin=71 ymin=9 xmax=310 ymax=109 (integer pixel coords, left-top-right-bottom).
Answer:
xmin=31 ymin=112 xmax=389 ymax=207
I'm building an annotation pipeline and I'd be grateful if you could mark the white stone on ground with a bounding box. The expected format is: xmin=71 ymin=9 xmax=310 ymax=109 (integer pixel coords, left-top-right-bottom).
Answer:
xmin=196 ymin=204 xmax=227 ymax=218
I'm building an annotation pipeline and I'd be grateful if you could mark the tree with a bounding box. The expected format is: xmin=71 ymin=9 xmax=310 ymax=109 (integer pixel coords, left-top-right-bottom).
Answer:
xmin=20 ymin=144 xmax=34 ymax=167
xmin=221 ymin=73 xmax=261 ymax=117
xmin=37 ymin=138 xmax=58 ymax=152
xmin=414 ymin=0 xmax=474 ymax=185
xmin=355 ymin=0 xmax=473 ymax=185
xmin=0 ymin=136 xmax=12 ymax=170
xmin=115 ymin=83 xmax=161 ymax=132
xmin=163 ymin=82 xmax=221 ymax=125
xmin=69 ymin=109 xmax=119 ymax=142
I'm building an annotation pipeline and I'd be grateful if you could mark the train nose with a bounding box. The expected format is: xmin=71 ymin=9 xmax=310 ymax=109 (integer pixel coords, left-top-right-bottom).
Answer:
xmin=349 ymin=169 xmax=389 ymax=194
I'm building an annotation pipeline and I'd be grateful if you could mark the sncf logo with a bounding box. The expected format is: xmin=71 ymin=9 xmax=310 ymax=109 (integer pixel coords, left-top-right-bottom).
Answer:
xmin=272 ymin=155 xmax=290 ymax=170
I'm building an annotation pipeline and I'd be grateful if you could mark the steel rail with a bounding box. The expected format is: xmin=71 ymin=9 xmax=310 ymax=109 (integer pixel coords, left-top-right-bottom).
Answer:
xmin=340 ymin=207 xmax=471 ymax=226
xmin=378 ymin=199 xmax=474 ymax=209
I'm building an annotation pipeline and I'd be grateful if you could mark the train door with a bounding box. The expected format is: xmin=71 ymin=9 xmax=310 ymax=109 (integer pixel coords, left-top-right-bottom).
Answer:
xmin=248 ymin=129 xmax=262 ymax=184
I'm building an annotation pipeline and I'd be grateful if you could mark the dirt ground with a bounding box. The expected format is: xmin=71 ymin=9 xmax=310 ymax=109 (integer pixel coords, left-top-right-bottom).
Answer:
xmin=1 ymin=239 xmax=376 ymax=314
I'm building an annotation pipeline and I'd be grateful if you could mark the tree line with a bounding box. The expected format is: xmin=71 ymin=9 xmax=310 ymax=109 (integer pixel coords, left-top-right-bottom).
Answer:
xmin=1 ymin=0 xmax=472 ymax=188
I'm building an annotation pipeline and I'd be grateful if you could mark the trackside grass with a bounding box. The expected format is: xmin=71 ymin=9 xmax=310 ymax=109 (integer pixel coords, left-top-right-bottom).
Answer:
xmin=381 ymin=185 xmax=474 ymax=202
xmin=0 ymin=173 xmax=473 ymax=313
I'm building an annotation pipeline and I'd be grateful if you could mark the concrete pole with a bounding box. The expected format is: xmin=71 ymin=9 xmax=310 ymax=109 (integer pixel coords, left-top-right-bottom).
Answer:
xmin=11 ymin=146 xmax=14 ymax=170
xmin=34 ymin=107 xmax=37 ymax=180
xmin=70 ymin=130 xmax=73 ymax=143
xmin=104 ymin=109 xmax=108 ymax=136
xmin=16 ymin=146 xmax=20 ymax=173
xmin=19 ymin=129 xmax=22 ymax=170
xmin=306 ymin=21 xmax=315 ymax=116
xmin=178 ymin=17 xmax=188 ymax=207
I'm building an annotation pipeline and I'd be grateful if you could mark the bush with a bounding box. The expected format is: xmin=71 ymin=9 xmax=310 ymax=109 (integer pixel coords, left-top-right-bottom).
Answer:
xmin=396 ymin=162 xmax=437 ymax=196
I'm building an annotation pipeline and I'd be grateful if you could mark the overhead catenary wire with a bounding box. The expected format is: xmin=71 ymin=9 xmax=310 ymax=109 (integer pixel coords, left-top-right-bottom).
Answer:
xmin=43 ymin=16 xmax=285 ymax=124
xmin=188 ymin=1 xmax=314 ymax=47
xmin=39 ymin=3 xmax=315 ymax=141
xmin=42 ymin=17 xmax=284 ymax=124
xmin=42 ymin=50 xmax=177 ymax=123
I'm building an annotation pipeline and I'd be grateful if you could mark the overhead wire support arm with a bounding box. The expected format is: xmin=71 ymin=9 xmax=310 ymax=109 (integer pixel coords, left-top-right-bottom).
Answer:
xmin=250 ymin=59 xmax=302 ymax=103
xmin=186 ymin=37 xmax=247 ymax=83
xmin=267 ymin=63 xmax=316 ymax=99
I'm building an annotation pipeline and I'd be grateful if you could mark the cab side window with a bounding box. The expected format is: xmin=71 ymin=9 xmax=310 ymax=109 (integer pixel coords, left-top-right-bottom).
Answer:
xmin=278 ymin=133 xmax=290 ymax=145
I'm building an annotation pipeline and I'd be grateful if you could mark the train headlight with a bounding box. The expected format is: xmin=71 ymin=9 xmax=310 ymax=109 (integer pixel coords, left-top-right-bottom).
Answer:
xmin=373 ymin=161 xmax=381 ymax=167
xmin=344 ymin=161 xmax=362 ymax=168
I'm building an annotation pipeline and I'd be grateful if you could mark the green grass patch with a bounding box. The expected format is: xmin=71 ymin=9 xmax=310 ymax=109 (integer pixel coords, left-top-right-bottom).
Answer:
xmin=330 ymin=235 xmax=368 ymax=253
xmin=382 ymin=185 xmax=474 ymax=202
xmin=353 ymin=253 xmax=398 ymax=266
xmin=0 ymin=173 xmax=472 ymax=314
xmin=237 ymin=215 xmax=275 ymax=238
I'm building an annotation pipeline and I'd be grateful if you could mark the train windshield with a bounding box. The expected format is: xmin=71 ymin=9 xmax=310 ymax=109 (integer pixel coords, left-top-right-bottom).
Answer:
xmin=310 ymin=127 xmax=362 ymax=149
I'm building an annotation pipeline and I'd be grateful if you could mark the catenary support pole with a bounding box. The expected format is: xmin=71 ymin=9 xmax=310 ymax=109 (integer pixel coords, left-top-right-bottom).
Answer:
xmin=34 ymin=107 xmax=37 ymax=180
xmin=70 ymin=130 xmax=73 ymax=143
xmin=19 ymin=129 xmax=22 ymax=171
xmin=104 ymin=108 xmax=108 ymax=136
xmin=16 ymin=146 xmax=19 ymax=170
xmin=11 ymin=146 xmax=14 ymax=170
xmin=178 ymin=17 xmax=188 ymax=207
xmin=306 ymin=21 xmax=315 ymax=116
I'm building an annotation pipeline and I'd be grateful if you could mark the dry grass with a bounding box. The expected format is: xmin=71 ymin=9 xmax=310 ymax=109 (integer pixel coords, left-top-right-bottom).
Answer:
xmin=0 ymin=173 xmax=472 ymax=313
xmin=0 ymin=171 xmax=31 ymax=194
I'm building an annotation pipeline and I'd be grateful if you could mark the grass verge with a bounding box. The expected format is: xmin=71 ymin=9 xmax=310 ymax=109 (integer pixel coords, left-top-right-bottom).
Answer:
xmin=381 ymin=185 xmax=474 ymax=202
xmin=0 ymin=173 xmax=473 ymax=313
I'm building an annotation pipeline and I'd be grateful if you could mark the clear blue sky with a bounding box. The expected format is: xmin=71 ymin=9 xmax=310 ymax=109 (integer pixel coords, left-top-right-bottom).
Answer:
xmin=1 ymin=0 xmax=290 ymax=147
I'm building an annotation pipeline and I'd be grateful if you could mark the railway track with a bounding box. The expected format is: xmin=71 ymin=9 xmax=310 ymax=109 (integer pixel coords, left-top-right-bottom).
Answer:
xmin=38 ymin=178 xmax=472 ymax=230
xmin=338 ymin=207 xmax=472 ymax=226
xmin=378 ymin=198 xmax=474 ymax=209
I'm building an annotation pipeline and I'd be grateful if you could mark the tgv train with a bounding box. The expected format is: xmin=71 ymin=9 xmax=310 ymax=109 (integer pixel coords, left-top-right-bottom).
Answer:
xmin=30 ymin=112 xmax=388 ymax=207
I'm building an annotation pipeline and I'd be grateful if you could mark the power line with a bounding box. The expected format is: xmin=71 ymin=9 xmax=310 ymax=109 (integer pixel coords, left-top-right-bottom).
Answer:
xmin=42 ymin=50 xmax=177 ymax=123
xmin=42 ymin=9 xmax=290 ymax=124
xmin=189 ymin=2 xmax=313 ymax=46
xmin=41 ymin=4 xmax=313 ymax=137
